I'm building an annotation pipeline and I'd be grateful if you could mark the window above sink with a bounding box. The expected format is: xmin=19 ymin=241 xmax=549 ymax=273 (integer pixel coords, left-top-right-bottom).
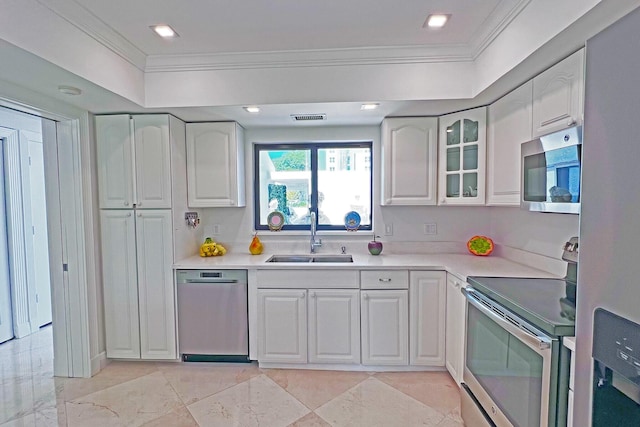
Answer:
xmin=254 ymin=142 xmax=372 ymax=232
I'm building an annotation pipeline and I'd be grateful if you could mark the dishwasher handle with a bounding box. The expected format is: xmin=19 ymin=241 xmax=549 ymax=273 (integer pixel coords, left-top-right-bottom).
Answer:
xmin=183 ymin=278 xmax=240 ymax=284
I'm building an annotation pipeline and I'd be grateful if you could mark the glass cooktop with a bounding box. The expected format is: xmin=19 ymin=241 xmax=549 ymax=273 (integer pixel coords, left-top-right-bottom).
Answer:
xmin=466 ymin=276 xmax=576 ymax=337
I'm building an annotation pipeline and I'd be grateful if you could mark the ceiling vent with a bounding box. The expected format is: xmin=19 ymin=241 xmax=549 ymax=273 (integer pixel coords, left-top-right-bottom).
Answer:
xmin=291 ymin=113 xmax=327 ymax=121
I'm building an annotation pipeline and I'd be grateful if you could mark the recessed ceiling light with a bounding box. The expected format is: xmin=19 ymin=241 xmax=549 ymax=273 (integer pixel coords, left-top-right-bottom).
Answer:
xmin=58 ymin=85 xmax=82 ymax=96
xmin=424 ymin=14 xmax=450 ymax=29
xmin=361 ymin=103 xmax=379 ymax=111
xmin=151 ymin=25 xmax=179 ymax=38
xmin=244 ymin=106 xmax=260 ymax=113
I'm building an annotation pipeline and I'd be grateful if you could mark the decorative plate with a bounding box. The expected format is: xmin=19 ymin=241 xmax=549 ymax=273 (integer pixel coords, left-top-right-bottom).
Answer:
xmin=267 ymin=211 xmax=285 ymax=231
xmin=344 ymin=211 xmax=361 ymax=231
xmin=467 ymin=235 xmax=494 ymax=256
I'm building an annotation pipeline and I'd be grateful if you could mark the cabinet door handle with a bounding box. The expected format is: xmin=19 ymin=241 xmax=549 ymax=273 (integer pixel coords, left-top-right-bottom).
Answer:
xmin=363 ymin=293 xmax=369 ymax=300
xmin=124 ymin=201 xmax=129 ymax=206
xmin=137 ymin=201 xmax=142 ymax=207
xmin=126 ymin=212 xmax=131 ymax=217
xmin=567 ymin=118 xmax=576 ymax=126
xmin=310 ymin=292 xmax=316 ymax=298
xmin=378 ymin=278 xmax=392 ymax=283
xmin=300 ymin=292 xmax=305 ymax=299
xmin=137 ymin=213 xmax=142 ymax=217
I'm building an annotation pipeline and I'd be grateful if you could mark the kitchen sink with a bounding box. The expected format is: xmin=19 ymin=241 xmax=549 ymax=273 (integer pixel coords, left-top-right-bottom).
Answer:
xmin=266 ymin=255 xmax=312 ymax=263
xmin=311 ymin=255 xmax=353 ymax=263
xmin=265 ymin=255 xmax=353 ymax=263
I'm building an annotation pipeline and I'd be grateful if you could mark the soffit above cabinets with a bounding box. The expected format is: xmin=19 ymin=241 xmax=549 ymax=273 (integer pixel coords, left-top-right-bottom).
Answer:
xmin=1 ymin=0 xmax=637 ymax=127
xmin=40 ymin=0 xmax=523 ymax=68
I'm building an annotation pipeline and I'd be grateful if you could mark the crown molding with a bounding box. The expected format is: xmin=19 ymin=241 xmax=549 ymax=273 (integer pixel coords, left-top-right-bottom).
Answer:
xmin=33 ymin=0 xmax=528 ymax=74
xmin=145 ymin=44 xmax=473 ymax=73
xmin=35 ymin=0 xmax=147 ymax=70
xmin=469 ymin=0 xmax=533 ymax=59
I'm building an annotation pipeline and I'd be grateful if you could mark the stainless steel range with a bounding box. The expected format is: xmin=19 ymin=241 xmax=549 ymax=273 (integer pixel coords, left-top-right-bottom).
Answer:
xmin=461 ymin=238 xmax=578 ymax=427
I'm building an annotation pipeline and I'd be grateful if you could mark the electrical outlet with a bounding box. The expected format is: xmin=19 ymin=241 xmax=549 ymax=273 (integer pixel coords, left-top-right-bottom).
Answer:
xmin=212 ymin=224 xmax=221 ymax=235
xmin=384 ymin=223 xmax=393 ymax=236
xmin=423 ymin=223 xmax=437 ymax=235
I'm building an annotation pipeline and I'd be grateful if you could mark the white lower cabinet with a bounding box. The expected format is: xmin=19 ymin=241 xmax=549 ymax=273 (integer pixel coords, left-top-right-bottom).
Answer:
xmin=101 ymin=209 xmax=176 ymax=360
xmin=361 ymin=289 xmax=409 ymax=365
xmin=308 ymin=289 xmax=360 ymax=364
xmin=445 ymin=274 xmax=467 ymax=385
xmin=258 ymin=288 xmax=360 ymax=365
xmin=409 ymin=271 xmax=446 ymax=366
xmin=257 ymin=289 xmax=307 ymax=363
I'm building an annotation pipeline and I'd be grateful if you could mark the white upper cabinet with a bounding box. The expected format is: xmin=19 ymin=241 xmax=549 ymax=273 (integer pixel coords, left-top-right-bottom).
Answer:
xmin=381 ymin=117 xmax=438 ymax=205
xmin=186 ymin=122 xmax=246 ymax=207
xmin=438 ymin=107 xmax=487 ymax=205
xmin=132 ymin=116 xmax=173 ymax=209
xmin=487 ymin=81 xmax=533 ymax=206
xmin=96 ymin=115 xmax=134 ymax=209
xmin=532 ymin=48 xmax=585 ymax=137
xmin=96 ymin=114 xmax=173 ymax=209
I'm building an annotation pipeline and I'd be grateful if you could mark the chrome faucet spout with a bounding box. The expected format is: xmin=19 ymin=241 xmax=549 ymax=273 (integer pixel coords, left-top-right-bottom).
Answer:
xmin=310 ymin=211 xmax=322 ymax=253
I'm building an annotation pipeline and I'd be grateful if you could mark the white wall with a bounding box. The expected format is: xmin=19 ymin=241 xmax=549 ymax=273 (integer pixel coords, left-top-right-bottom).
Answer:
xmin=192 ymin=123 xmax=576 ymax=261
xmin=489 ymin=207 xmax=579 ymax=258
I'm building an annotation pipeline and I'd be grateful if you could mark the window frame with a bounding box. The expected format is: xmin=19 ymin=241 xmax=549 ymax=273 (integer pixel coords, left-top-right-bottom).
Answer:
xmin=253 ymin=141 xmax=373 ymax=232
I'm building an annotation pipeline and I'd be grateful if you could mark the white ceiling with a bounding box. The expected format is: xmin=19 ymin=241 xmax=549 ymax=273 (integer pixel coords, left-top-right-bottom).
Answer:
xmin=72 ymin=0 xmax=512 ymax=55
xmin=0 ymin=0 xmax=637 ymax=127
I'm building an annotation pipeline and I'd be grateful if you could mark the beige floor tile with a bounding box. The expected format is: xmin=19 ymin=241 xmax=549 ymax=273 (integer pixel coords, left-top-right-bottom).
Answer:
xmin=65 ymin=371 xmax=183 ymax=427
xmin=57 ymin=361 xmax=161 ymax=402
xmin=288 ymin=412 xmax=332 ymax=427
xmin=264 ymin=369 xmax=370 ymax=410
xmin=141 ymin=406 xmax=199 ymax=427
xmin=187 ymin=374 xmax=310 ymax=427
xmin=375 ymin=371 xmax=461 ymax=416
xmin=315 ymin=377 xmax=446 ymax=427
xmin=159 ymin=362 xmax=261 ymax=405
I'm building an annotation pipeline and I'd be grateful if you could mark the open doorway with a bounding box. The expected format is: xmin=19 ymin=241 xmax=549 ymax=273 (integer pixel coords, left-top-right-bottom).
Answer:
xmin=0 ymin=108 xmax=53 ymax=345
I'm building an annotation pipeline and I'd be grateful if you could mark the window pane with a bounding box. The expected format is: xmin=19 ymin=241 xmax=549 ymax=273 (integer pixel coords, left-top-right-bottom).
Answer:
xmin=317 ymin=147 xmax=371 ymax=227
xmin=463 ymin=145 xmax=478 ymax=170
xmin=446 ymin=120 xmax=461 ymax=145
xmin=257 ymin=149 xmax=311 ymax=226
xmin=447 ymin=147 xmax=460 ymax=171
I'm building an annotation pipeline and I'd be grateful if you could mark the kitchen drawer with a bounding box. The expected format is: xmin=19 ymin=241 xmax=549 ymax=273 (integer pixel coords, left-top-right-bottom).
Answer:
xmin=257 ymin=269 xmax=359 ymax=289
xmin=360 ymin=270 xmax=409 ymax=289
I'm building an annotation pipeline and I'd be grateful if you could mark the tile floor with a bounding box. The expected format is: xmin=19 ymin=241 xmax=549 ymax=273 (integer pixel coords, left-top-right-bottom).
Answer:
xmin=0 ymin=327 xmax=464 ymax=426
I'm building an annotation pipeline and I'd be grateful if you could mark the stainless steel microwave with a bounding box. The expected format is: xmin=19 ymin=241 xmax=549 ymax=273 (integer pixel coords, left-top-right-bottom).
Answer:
xmin=521 ymin=126 xmax=582 ymax=214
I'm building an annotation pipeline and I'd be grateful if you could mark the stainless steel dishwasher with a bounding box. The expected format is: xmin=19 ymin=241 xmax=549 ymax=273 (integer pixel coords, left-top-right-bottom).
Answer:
xmin=176 ymin=270 xmax=249 ymax=362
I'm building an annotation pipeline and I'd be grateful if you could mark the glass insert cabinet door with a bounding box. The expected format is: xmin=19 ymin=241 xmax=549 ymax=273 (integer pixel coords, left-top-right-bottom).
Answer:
xmin=438 ymin=107 xmax=487 ymax=204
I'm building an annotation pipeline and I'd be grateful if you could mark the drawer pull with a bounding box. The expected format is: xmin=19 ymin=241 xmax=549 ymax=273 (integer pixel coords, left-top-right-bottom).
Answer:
xmin=363 ymin=293 xmax=369 ymax=300
xmin=378 ymin=278 xmax=392 ymax=282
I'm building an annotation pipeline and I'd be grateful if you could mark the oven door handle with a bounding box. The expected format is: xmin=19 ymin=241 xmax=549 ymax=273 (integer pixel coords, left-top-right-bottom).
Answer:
xmin=463 ymin=287 xmax=552 ymax=352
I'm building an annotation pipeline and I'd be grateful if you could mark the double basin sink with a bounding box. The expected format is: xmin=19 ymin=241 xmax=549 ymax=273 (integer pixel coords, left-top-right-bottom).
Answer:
xmin=266 ymin=254 xmax=353 ymax=263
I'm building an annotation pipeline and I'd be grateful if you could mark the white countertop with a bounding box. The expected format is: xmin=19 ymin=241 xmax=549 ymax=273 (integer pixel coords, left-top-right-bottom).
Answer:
xmin=174 ymin=252 xmax=559 ymax=281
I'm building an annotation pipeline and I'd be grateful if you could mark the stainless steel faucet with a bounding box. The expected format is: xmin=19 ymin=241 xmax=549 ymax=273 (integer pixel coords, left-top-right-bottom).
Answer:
xmin=310 ymin=211 xmax=322 ymax=253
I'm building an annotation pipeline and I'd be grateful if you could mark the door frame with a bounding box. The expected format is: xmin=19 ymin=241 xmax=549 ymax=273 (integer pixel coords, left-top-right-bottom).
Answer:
xmin=0 ymin=92 xmax=97 ymax=378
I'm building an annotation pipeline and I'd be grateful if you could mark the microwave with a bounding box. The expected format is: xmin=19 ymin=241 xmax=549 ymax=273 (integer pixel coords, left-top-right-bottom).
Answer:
xmin=521 ymin=126 xmax=582 ymax=214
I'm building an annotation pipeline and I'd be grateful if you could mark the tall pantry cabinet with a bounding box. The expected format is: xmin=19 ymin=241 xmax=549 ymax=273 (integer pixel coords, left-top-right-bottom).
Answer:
xmin=96 ymin=114 xmax=188 ymax=360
